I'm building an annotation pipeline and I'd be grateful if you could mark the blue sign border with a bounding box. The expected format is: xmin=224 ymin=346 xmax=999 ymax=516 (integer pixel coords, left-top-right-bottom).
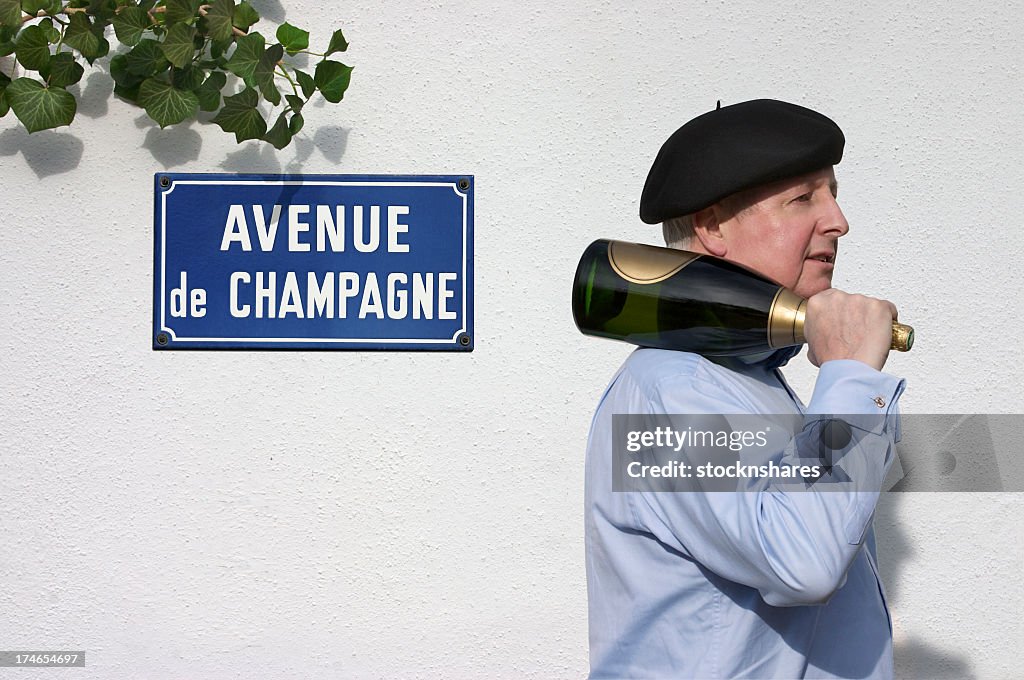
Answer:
xmin=153 ymin=173 xmax=474 ymax=351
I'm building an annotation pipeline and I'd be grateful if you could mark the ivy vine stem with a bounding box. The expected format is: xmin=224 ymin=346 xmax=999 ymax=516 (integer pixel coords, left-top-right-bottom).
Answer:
xmin=276 ymin=63 xmax=299 ymax=97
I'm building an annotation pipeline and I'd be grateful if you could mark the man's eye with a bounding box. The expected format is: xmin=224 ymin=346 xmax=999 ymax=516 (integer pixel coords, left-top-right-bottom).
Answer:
xmin=793 ymin=193 xmax=812 ymax=203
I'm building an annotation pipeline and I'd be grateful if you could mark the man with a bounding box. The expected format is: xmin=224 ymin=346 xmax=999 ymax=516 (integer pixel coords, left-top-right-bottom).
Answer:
xmin=584 ymin=99 xmax=906 ymax=679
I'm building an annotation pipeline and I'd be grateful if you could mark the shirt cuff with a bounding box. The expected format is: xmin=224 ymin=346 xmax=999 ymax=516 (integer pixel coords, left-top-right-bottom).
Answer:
xmin=806 ymin=360 xmax=906 ymax=434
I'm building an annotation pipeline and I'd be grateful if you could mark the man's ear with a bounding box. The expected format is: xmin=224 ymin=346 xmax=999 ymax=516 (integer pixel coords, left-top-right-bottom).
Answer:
xmin=692 ymin=204 xmax=728 ymax=257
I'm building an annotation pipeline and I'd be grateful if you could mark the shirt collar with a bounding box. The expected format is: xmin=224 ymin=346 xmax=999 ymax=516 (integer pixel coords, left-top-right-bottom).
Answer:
xmin=762 ymin=346 xmax=802 ymax=369
xmin=711 ymin=346 xmax=802 ymax=371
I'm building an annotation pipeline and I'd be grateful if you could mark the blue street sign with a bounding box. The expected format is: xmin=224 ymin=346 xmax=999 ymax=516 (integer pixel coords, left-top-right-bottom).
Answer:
xmin=153 ymin=174 xmax=474 ymax=350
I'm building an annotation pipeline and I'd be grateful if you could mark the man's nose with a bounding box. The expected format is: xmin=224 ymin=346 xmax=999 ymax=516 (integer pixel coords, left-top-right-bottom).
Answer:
xmin=820 ymin=196 xmax=850 ymax=237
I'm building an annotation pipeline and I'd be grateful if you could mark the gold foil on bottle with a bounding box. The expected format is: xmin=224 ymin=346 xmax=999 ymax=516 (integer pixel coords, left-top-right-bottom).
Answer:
xmin=768 ymin=288 xmax=916 ymax=351
xmin=767 ymin=288 xmax=807 ymax=348
xmin=892 ymin=323 xmax=914 ymax=352
xmin=607 ymin=240 xmax=700 ymax=285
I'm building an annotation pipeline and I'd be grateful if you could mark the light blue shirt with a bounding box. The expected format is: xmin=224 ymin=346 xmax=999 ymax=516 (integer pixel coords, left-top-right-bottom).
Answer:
xmin=585 ymin=348 xmax=906 ymax=679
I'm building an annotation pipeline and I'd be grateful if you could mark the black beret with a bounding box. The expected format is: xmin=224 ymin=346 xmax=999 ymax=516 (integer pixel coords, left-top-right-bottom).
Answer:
xmin=639 ymin=99 xmax=845 ymax=224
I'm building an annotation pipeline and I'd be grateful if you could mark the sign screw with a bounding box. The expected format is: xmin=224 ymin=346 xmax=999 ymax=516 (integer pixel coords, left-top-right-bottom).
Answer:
xmin=458 ymin=333 xmax=471 ymax=347
xmin=458 ymin=177 xmax=470 ymax=191
xmin=160 ymin=176 xmax=170 ymax=188
xmin=156 ymin=333 xmax=169 ymax=346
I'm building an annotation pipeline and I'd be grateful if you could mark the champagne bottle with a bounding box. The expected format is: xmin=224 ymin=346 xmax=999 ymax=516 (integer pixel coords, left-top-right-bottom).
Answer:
xmin=572 ymin=239 xmax=914 ymax=356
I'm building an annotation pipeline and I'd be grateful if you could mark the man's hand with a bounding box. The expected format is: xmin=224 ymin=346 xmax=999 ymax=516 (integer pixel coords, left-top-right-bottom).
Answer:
xmin=804 ymin=288 xmax=898 ymax=371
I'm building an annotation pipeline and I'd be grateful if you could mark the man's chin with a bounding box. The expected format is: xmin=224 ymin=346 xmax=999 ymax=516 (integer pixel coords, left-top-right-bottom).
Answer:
xmin=793 ymin=280 xmax=833 ymax=299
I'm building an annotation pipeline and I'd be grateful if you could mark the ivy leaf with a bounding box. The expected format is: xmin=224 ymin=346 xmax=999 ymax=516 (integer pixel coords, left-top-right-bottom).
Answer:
xmin=39 ymin=17 xmax=60 ymax=43
xmin=289 ymin=111 xmax=303 ymax=135
xmin=326 ymin=28 xmax=348 ymax=55
xmin=0 ymin=71 xmax=10 ymax=117
xmin=14 ymin=23 xmax=50 ymax=71
xmin=0 ymin=26 xmax=14 ymax=57
xmin=171 ymin=64 xmax=204 ymax=90
xmin=294 ymin=68 xmax=314 ymax=98
xmin=112 ymin=5 xmax=149 ymax=46
xmin=262 ymin=110 xmax=291 ymax=149
xmin=6 ymin=77 xmax=76 ymax=132
xmin=211 ymin=86 xmax=265 ymax=142
xmin=0 ymin=0 xmax=22 ymax=28
xmin=22 ymin=0 xmax=61 ymax=15
xmin=314 ymin=60 xmax=352 ymax=103
xmin=195 ymin=69 xmax=225 ymax=111
xmin=163 ymin=0 xmax=198 ymax=25
xmin=125 ymin=38 xmax=169 ymax=76
xmin=109 ymin=52 xmax=144 ymax=88
xmin=113 ymin=82 xmax=140 ymax=103
xmin=86 ymin=0 xmax=117 ymax=22
xmin=275 ymin=22 xmax=307 ymax=55
xmin=204 ymin=0 xmax=233 ymax=42
xmin=231 ymin=0 xmax=257 ymax=31
xmin=64 ymin=12 xmax=109 ymax=61
xmin=284 ymin=93 xmax=303 ymax=112
xmin=209 ymin=37 xmax=231 ymax=60
xmin=138 ymin=76 xmax=198 ymax=127
xmin=254 ymin=41 xmax=281 ymax=105
xmin=110 ymin=47 xmax=146 ymax=105
xmin=225 ymin=31 xmax=263 ymax=86
xmin=42 ymin=52 xmax=84 ymax=88
xmin=160 ymin=22 xmax=196 ymax=68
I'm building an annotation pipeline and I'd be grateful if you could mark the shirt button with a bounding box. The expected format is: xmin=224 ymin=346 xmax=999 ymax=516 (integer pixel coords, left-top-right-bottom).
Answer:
xmin=873 ymin=396 xmax=886 ymax=408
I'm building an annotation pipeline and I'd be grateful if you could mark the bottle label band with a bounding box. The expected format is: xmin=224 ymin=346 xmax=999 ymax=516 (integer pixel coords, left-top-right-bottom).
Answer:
xmin=767 ymin=288 xmax=806 ymax=348
xmin=607 ymin=240 xmax=701 ymax=285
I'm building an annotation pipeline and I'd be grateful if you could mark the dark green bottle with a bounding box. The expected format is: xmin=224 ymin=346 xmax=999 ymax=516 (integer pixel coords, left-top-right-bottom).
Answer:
xmin=572 ymin=239 xmax=914 ymax=356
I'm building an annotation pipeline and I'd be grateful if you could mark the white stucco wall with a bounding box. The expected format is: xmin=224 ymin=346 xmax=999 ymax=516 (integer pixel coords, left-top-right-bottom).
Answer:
xmin=2 ymin=1 xmax=1022 ymax=678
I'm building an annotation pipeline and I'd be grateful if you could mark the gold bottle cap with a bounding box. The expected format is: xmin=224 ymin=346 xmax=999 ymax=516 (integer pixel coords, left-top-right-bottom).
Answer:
xmin=892 ymin=322 xmax=914 ymax=352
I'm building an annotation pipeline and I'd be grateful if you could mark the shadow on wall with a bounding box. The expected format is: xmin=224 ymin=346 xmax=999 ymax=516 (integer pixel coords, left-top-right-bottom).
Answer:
xmin=133 ymin=108 xmax=349 ymax=171
xmin=874 ymin=493 xmax=976 ymax=679
xmin=0 ymin=127 xmax=84 ymax=178
xmin=249 ymin=0 xmax=285 ymax=24
xmin=72 ymin=70 xmax=112 ymax=119
xmin=216 ymin=126 xmax=349 ymax=173
xmin=138 ymin=115 xmax=204 ymax=167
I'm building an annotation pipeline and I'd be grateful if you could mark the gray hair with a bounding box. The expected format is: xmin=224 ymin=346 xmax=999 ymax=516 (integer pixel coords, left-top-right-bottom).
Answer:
xmin=662 ymin=214 xmax=695 ymax=249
